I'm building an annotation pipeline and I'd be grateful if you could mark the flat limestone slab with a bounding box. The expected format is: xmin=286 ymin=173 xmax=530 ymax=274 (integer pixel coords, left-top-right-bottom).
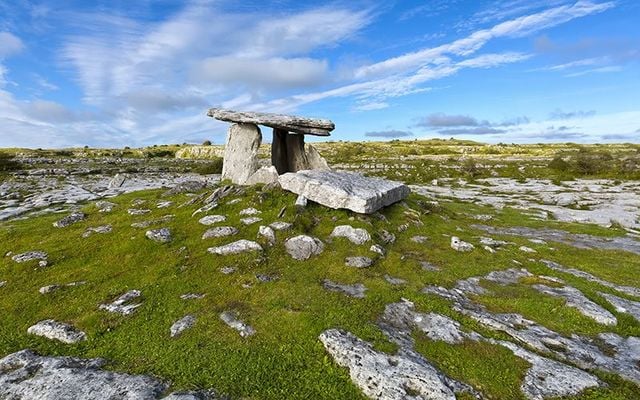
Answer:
xmin=208 ymin=108 xmax=334 ymax=136
xmin=279 ymin=170 xmax=410 ymax=214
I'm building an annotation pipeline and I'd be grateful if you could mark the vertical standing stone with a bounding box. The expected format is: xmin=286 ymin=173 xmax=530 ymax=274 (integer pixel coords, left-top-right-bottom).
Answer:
xmin=286 ymin=134 xmax=309 ymax=172
xmin=271 ymin=128 xmax=289 ymax=174
xmin=222 ymin=123 xmax=261 ymax=184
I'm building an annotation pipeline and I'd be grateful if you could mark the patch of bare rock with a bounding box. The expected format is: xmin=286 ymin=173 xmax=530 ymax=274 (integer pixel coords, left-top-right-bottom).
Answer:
xmin=170 ymin=315 xmax=196 ymax=338
xmin=284 ymin=235 xmax=324 ymax=260
xmin=208 ymin=240 xmax=262 ymax=255
xmin=330 ymin=225 xmax=371 ymax=245
xmin=146 ymin=228 xmax=172 ymax=243
xmin=12 ymin=250 xmax=48 ymax=263
xmin=99 ymin=290 xmax=142 ymax=315
xmin=27 ymin=319 xmax=86 ymax=344
xmin=219 ymin=311 xmax=255 ymax=337
xmin=322 ymin=279 xmax=366 ymax=298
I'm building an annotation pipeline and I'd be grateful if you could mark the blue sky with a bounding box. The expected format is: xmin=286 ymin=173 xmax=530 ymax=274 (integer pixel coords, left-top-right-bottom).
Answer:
xmin=0 ymin=0 xmax=638 ymax=148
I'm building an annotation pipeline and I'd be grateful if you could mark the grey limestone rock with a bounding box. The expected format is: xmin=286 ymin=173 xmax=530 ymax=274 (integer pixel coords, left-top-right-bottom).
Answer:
xmin=202 ymin=226 xmax=239 ymax=239
xmin=221 ymin=123 xmax=261 ymax=185
xmin=240 ymin=216 xmax=262 ymax=225
xmin=219 ymin=311 xmax=255 ymax=337
xmin=284 ymin=235 xmax=324 ymax=260
xmin=541 ymin=259 xmax=640 ymax=297
xmin=370 ymin=244 xmax=385 ymax=255
xmin=322 ymin=279 xmax=366 ymax=298
xmin=198 ymin=215 xmax=227 ymax=225
xmin=600 ymin=292 xmax=640 ymax=323
xmin=279 ymin=170 xmax=410 ymax=214
xmin=208 ymin=108 xmax=334 ymax=136
xmin=180 ymin=293 xmax=206 ymax=300
xmin=257 ymin=225 xmax=276 ymax=245
xmin=128 ymin=208 xmax=151 ymax=215
xmin=384 ymin=275 xmax=406 ymax=285
xmin=99 ymin=290 xmax=142 ymax=315
xmin=82 ymin=225 xmax=112 ymax=238
xmin=451 ymin=236 xmax=474 ymax=252
xmin=244 ymin=166 xmax=279 ymax=186
xmin=146 ymin=228 xmax=172 ymax=243
xmin=269 ymin=221 xmax=292 ymax=231
xmin=533 ymin=284 xmax=617 ymax=325
xmin=170 ymin=315 xmax=196 ymax=338
xmin=239 ymin=207 xmax=260 ymax=216
xmin=53 ymin=211 xmax=86 ymax=228
xmin=27 ymin=320 xmax=87 ymax=344
xmin=345 ymin=256 xmax=373 ymax=268
xmin=108 ymin=173 xmax=126 ymax=188
xmin=12 ymin=251 xmax=48 ymax=263
xmin=330 ymin=225 xmax=371 ymax=245
xmin=95 ymin=200 xmax=116 ymax=212
xmin=208 ymin=240 xmax=262 ymax=255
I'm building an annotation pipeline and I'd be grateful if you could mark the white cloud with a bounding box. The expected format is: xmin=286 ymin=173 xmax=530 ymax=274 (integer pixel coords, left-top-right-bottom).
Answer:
xmin=564 ymin=65 xmax=623 ymax=77
xmin=0 ymin=32 xmax=23 ymax=58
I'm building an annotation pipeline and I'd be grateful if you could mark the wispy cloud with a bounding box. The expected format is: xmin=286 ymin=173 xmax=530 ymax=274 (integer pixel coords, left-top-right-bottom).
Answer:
xmin=564 ymin=65 xmax=623 ymax=77
xmin=549 ymin=109 xmax=596 ymax=119
xmin=364 ymin=130 xmax=413 ymax=138
xmin=0 ymin=31 xmax=23 ymax=57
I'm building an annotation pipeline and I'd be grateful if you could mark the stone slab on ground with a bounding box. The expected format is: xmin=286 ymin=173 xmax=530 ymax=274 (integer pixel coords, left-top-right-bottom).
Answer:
xmin=279 ymin=170 xmax=410 ymax=214
xmin=27 ymin=320 xmax=86 ymax=344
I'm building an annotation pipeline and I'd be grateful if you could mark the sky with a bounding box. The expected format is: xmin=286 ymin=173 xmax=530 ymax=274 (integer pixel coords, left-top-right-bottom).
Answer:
xmin=0 ymin=0 xmax=638 ymax=148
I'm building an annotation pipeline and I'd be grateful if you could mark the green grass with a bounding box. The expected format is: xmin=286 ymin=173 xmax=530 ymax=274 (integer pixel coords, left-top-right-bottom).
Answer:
xmin=1 ymin=186 xmax=639 ymax=399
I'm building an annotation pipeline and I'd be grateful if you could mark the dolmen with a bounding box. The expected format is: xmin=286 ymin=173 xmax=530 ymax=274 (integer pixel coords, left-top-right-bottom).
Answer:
xmin=207 ymin=108 xmax=409 ymax=214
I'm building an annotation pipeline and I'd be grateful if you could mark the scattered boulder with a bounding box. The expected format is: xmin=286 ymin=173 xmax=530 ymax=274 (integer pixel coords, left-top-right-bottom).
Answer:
xmin=99 ymin=290 xmax=142 ymax=315
xmin=157 ymin=201 xmax=173 ymax=208
xmin=600 ymin=292 xmax=640 ymax=323
xmin=12 ymin=251 xmax=48 ymax=263
xmin=27 ymin=320 xmax=86 ymax=344
xmin=170 ymin=315 xmax=196 ymax=338
xmin=202 ymin=226 xmax=239 ymax=239
xmin=533 ymin=284 xmax=617 ymax=325
xmin=384 ymin=275 xmax=406 ymax=285
xmin=220 ymin=266 xmax=237 ymax=274
xmin=82 ymin=225 xmax=112 ymax=238
xmin=146 ymin=228 xmax=172 ymax=243
xmin=219 ymin=311 xmax=255 ymax=337
xmin=95 ymin=200 xmax=116 ymax=212
xmin=208 ymin=240 xmax=263 ymax=255
xmin=39 ymin=285 xmax=61 ymax=294
xmin=519 ymin=245 xmax=537 ymax=253
xmin=0 ymin=281 xmax=6 ymax=288
xmin=345 ymin=256 xmax=373 ymax=268
xmin=180 ymin=293 xmax=206 ymax=300
xmin=244 ymin=166 xmax=279 ymax=186
xmin=411 ymin=235 xmax=429 ymax=243
xmin=258 ymin=225 xmax=276 ymax=245
xmin=240 ymin=217 xmax=262 ymax=225
xmin=279 ymin=170 xmax=410 ymax=214
xmin=269 ymin=221 xmax=292 ymax=231
xmin=239 ymin=207 xmax=260 ymax=216
xmin=198 ymin=215 xmax=227 ymax=225
xmin=370 ymin=244 xmax=385 ymax=255
xmin=451 ymin=236 xmax=474 ymax=252
xmin=322 ymin=279 xmax=366 ymax=298
xmin=294 ymin=194 xmax=307 ymax=207
xmin=284 ymin=235 xmax=324 ymax=260
xmin=256 ymin=274 xmax=279 ymax=283
xmin=53 ymin=211 xmax=86 ymax=228
xmin=128 ymin=208 xmax=151 ymax=215
xmin=330 ymin=225 xmax=371 ymax=245
xmin=163 ymin=180 xmax=207 ymax=196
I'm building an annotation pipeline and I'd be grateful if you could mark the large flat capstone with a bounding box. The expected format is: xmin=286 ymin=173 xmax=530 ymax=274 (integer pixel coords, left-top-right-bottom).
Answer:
xmin=208 ymin=108 xmax=334 ymax=136
xmin=278 ymin=170 xmax=410 ymax=214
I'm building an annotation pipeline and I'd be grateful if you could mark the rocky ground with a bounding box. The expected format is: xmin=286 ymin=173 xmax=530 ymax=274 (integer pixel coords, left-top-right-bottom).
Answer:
xmin=0 ymin=152 xmax=639 ymax=399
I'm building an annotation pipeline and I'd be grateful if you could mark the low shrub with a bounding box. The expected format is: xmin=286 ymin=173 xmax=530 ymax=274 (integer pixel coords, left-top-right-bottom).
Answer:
xmin=194 ymin=158 xmax=223 ymax=174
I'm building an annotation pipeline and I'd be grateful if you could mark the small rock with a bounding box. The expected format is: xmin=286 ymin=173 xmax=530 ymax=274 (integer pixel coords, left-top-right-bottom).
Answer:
xmin=220 ymin=266 xmax=237 ymax=274
xmin=53 ymin=212 xmax=86 ymax=228
xmin=219 ymin=311 xmax=255 ymax=337
xmin=99 ymin=290 xmax=142 ymax=315
xmin=208 ymin=240 xmax=263 ymax=255
xmin=39 ymin=285 xmax=61 ymax=294
xmin=519 ymin=246 xmax=537 ymax=253
xmin=258 ymin=225 xmax=276 ymax=245
xmin=330 ymin=225 xmax=371 ymax=245
xmin=198 ymin=215 xmax=227 ymax=225
xmin=131 ymin=199 xmax=146 ymax=207
xmin=451 ymin=236 xmax=474 ymax=252
xmin=345 ymin=256 xmax=373 ymax=268
xmin=322 ymin=279 xmax=366 ymax=298
xmin=146 ymin=228 xmax=172 ymax=243
xmin=27 ymin=319 xmax=86 ymax=344
xmin=377 ymin=230 xmax=396 ymax=244
xmin=420 ymin=261 xmax=440 ymax=271
xmin=269 ymin=221 xmax=292 ymax=231
xmin=95 ymin=200 xmax=116 ymax=212
xmin=239 ymin=207 xmax=261 ymax=216
xmin=284 ymin=235 xmax=324 ymax=260
xmin=369 ymin=244 xmax=385 ymax=255
xmin=483 ymin=245 xmax=496 ymax=253
xmin=411 ymin=235 xmax=429 ymax=243
xmin=226 ymin=198 xmax=242 ymax=205
xmin=128 ymin=208 xmax=151 ymax=215
xmin=202 ymin=226 xmax=239 ymax=239
xmin=170 ymin=315 xmax=196 ymax=338
xmin=82 ymin=225 xmax=113 ymax=238
xmin=384 ymin=275 xmax=406 ymax=285
xmin=240 ymin=217 xmax=262 ymax=225
xmin=39 ymin=260 xmax=49 ymax=267
xmin=396 ymin=223 xmax=409 ymax=232
xmin=12 ymin=251 xmax=48 ymax=263
xmin=180 ymin=293 xmax=206 ymax=300
xmin=256 ymin=274 xmax=279 ymax=283
xmin=295 ymin=194 xmax=308 ymax=207
xmin=157 ymin=201 xmax=173 ymax=208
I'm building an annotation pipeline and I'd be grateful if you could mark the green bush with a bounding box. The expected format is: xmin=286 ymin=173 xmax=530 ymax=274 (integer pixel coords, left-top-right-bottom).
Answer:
xmin=194 ymin=158 xmax=223 ymax=174
xmin=145 ymin=149 xmax=175 ymax=158
xmin=548 ymin=155 xmax=570 ymax=172
xmin=461 ymin=158 xmax=482 ymax=178
xmin=202 ymin=140 xmax=212 ymax=146
xmin=0 ymin=152 xmax=21 ymax=172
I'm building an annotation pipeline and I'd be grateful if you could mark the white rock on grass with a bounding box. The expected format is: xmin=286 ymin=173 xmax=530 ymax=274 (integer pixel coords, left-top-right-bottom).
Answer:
xmin=279 ymin=170 xmax=410 ymax=214
xmin=219 ymin=311 xmax=255 ymax=337
xmin=244 ymin=166 xmax=279 ymax=186
xmin=284 ymin=235 xmax=324 ymax=260
xmin=170 ymin=315 xmax=196 ymax=338
xmin=319 ymin=329 xmax=457 ymax=400
xmin=269 ymin=221 xmax=292 ymax=231
xmin=295 ymin=194 xmax=308 ymax=207
xmin=95 ymin=200 xmax=116 ymax=212
xmin=221 ymin=123 xmax=261 ymax=185
xmin=82 ymin=225 xmax=112 ymax=238
xmin=240 ymin=217 xmax=262 ymax=225
xmin=156 ymin=201 xmax=173 ymax=209
xmin=99 ymin=290 xmax=142 ymax=315
xmin=345 ymin=256 xmax=373 ymax=268
xmin=519 ymin=245 xmax=537 ymax=253
xmin=145 ymin=228 xmax=172 ymax=243
xmin=258 ymin=225 xmax=276 ymax=246
xmin=239 ymin=207 xmax=260 ymax=216
xmin=533 ymin=284 xmax=617 ymax=325
xmin=451 ymin=236 xmax=474 ymax=252
xmin=208 ymin=240 xmax=263 ymax=255
xmin=180 ymin=293 xmax=205 ymax=300
xmin=53 ymin=212 xmax=86 ymax=228
xmin=370 ymin=244 xmax=385 ymax=255
xmin=198 ymin=215 xmax=226 ymax=225
xmin=12 ymin=251 xmax=48 ymax=263
xmin=322 ymin=279 xmax=366 ymax=298
xmin=600 ymin=292 xmax=640 ymax=323
xmin=127 ymin=209 xmax=151 ymax=215
xmin=27 ymin=320 xmax=86 ymax=344
xmin=330 ymin=225 xmax=371 ymax=245
xmin=384 ymin=275 xmax=406 ymax=285
xmin=202 ymin=226 xmax=238 ymax=239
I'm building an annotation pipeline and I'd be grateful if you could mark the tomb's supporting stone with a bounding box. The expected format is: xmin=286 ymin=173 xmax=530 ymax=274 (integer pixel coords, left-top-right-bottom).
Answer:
xmin=271 ymin=128 xmax=289 ymax=174
xmin=208 ymin=108 xmax=334 ymax=136
xmin=221 ymin=123 xmax=261 ymax=184
xmin=272 ymin=128 xmax=329 ymax=174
